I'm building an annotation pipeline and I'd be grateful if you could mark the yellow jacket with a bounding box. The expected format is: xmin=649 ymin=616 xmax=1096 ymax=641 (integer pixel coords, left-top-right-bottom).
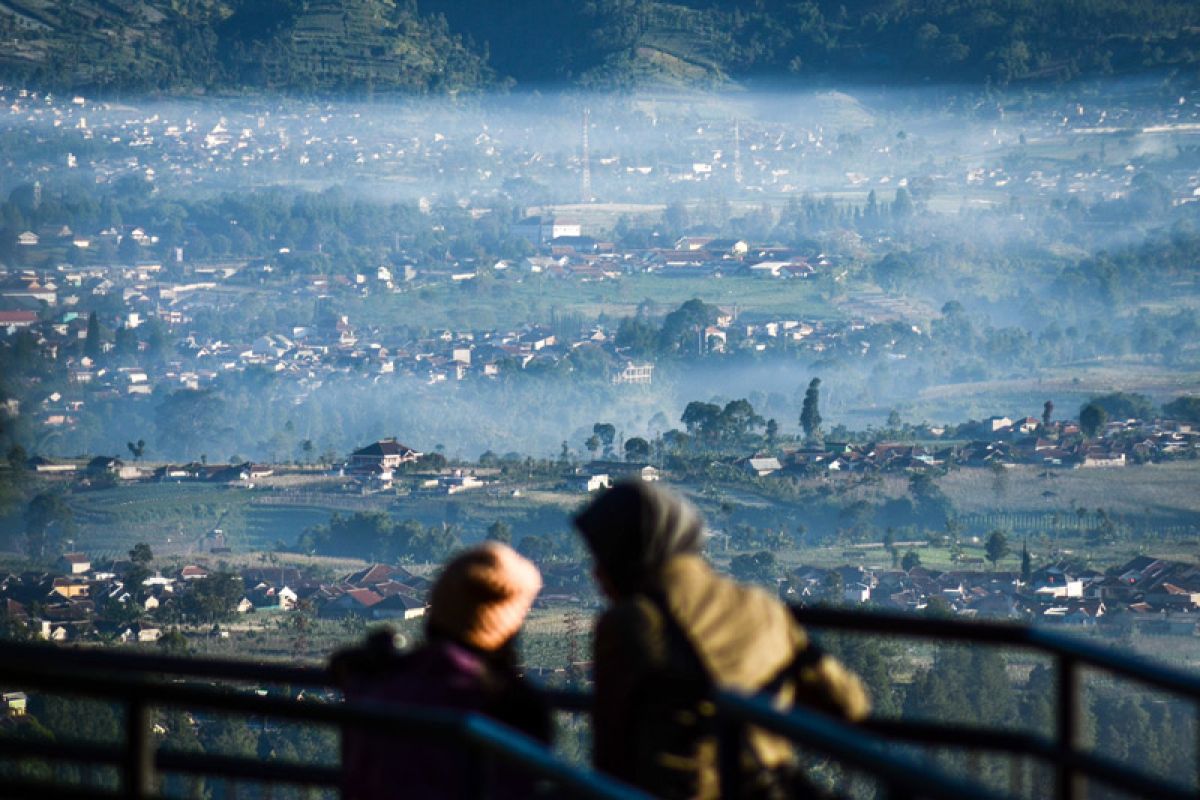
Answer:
xmin=593 ymin=555 xmax=870 ymax=799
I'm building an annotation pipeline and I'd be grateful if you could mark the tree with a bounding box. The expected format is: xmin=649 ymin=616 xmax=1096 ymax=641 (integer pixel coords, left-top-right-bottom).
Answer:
xmin=24 ymin=491 xmax=74 ymax=561
xmin=126 ymin=439 xmax=146 ymax=462
xmin=517 ymin=534 xmax=552 ymax=563
xmin=1087 ymin=392 xmax=1156 ymax=421
xmin=901 ymin=549 xmax=922 ymax=572
xmin=623 ymin=437 xmax=650 ymax=462
xmin=730 ymin=551 xmax=778 ymax=585
xmin=1079 ymin=402 xmax=1108 ymax=439
xmin=84 ymin=312 xmax=101 ymax=359
xmin=129 ymin=542 xmax=153 ymax=566
xmin=485 ymin=520 xmax=513 ymax=544
xmin=592 ymin=423 xmax=616 ymax=457
xmin=113 ymin=325 xmax=137 ymax=357
xmin=584 ymin=434 xmax=601 ymax=459
xmin=659 ymin=299 xmax=718 ymax=355
xmin=157 ymin=628 xmax=190 ymax=655
xmin=718 ymin=399 xmax=765 ymax=443
xmin=1020 ymin=539 xmax=1032 ymax=584
xmin=125 ymin=544 xmax=154 ymax=601
xmin=985 ymin=530 xmax=1010 ymax=568
xmin=764 ymin=418 xmax=778 ymax=445
xmin=681 ymin=401 xmax=722 ymax=442
xmin=1042 ymin=400 xmax=1054 ymax=427
xmin=183 ymin=572 xmax=245 ymax=622
xmin=800 ymin=378 xmax=822 ymax=443
xmin=1163 ymin=396 xmax=1200 ymax=424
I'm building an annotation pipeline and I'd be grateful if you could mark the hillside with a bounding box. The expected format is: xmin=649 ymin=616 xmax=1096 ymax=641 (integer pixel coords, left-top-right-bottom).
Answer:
xmin=0 ymin=0 xmax=1198 ymax=94
xmin=427 ymin=0 xmax=1200 ymax=89
xmin=0 ymin=0 xmax=494 ymax=94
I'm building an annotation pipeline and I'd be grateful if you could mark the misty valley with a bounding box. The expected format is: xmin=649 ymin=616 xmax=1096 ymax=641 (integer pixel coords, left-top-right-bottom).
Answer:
xmin=2 ymin=68 xmax=1200 ymax=799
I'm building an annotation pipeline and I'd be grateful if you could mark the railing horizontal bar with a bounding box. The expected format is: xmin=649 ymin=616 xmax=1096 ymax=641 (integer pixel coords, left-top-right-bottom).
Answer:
xmin=0 ymin=738 xmax=342 ymax=789
xmin=793 ymin=606 xmax=1200 ymax=700
xmin=0 ymin=663 xmax=646 ymax=800
xmin=863 ymin=719 xmax=1195 ymax=800
xmin=0 ymin=734 xmax=120 ymax=766
xmin=539 ymin=688 xmax=593 ymax=712
xmin=462 ymin=715 xmax=654 ymax=800
xmin=0 ymin=778 xmax=153 ymax=800
xmin=865 ymin=718 xmax=1036 ymax=751
xmin=0 ymin=640 xmax=330 ymax=686
xmin=1025 ymin=628 xmax=1200 ymax=698
xmin=714 ymin=691 xmax=1009 ymax=800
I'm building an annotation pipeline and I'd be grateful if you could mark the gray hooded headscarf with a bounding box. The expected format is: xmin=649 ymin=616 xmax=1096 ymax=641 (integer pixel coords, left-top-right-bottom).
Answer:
xmin=573 ymin=480 xmax=704 ymax=596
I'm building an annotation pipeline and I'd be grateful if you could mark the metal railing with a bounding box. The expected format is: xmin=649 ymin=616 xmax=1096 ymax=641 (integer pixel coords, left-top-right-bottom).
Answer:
xmin=785 ymin=606 xmax=1200 ymax=800
xmin=0 ymin=607 xmax=1196 ymax=799
xmin=0 ymin=641 xmax=648 ymax=800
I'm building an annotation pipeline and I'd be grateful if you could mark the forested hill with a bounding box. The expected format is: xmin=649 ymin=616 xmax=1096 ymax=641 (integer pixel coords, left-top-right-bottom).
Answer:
xmin=1 ymin=0 xmax=1198 ymax=95
xmin=426 ymin=0 xmax=1200 ymax=89
xmin=0 ymin=0 xmax=494 ymax=94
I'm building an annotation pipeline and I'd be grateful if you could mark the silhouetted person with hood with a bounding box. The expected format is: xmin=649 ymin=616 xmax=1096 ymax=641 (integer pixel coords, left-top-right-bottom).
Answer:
xmin=332 ymin=542 xmax=550 ymax=800
xmin=575 ymin=481 xmax=870 ymax=799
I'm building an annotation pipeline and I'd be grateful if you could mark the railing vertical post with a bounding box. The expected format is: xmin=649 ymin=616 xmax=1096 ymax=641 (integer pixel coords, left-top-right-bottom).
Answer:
xmin=123 ymin=698 xmax=154 ymax=800
xmin=717 ymin=714 xmax=744 ymax=799
xmin=1056 ymin=656 xmax=1084 ymax=800
xmin=1008 ymin=754 xmax=1023 ymax=798
xmin=465 ymin=746 xmax=490 ymax=800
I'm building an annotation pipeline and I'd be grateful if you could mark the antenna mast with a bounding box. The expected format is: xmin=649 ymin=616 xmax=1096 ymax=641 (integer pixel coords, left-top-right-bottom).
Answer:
xmin=581 ymin=108 xmax=592 ymax=202
xmin=733 ymin=120 xmax=743 ymax=186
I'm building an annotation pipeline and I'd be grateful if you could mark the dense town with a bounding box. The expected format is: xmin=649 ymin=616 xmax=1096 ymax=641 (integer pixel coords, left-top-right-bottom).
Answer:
xmin=3 ymin=85 xmax=1200 ymax=205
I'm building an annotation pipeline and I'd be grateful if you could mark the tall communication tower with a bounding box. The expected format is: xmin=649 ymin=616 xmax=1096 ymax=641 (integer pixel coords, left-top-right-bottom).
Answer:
xmin=581 ymin=108 xmax=592 ymax=202
xmin=733 ymin=120 xmax=743 ymax=186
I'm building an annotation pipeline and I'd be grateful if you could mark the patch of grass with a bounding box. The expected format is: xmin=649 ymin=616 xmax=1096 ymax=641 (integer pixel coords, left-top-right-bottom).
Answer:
xmin=353 ymin=272 xmax=839 ymax=331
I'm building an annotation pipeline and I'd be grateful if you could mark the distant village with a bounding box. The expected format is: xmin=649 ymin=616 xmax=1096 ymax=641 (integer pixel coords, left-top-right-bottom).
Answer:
xmin=786 ymin=555 xmax=1200 ymax=634
xmin=3 ymin=408 xmax=1200 ymax=648
xmin=0 ymin=225 xmax=908 ymax=442
xmin=5 ymin=527 xmax=1200 ymax=650
xmin=2 ymin=86 xmax=1198 ymax=212
xmin=3 ymin=85 xmax=1200 ymax=654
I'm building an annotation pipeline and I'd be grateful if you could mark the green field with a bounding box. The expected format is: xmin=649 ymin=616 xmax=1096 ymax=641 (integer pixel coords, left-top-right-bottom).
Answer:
xmin=354 ymin=272 xmax=841 ymax=331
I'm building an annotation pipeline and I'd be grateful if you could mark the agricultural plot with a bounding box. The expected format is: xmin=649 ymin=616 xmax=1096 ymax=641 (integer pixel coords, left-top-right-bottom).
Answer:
xmin=354 ymin=272 xmax=840 ymax=331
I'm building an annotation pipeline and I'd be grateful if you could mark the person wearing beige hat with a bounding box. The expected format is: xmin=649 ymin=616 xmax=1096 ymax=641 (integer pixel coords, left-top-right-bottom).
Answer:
xmin=333 ymin=542 xmax=550 ymax=800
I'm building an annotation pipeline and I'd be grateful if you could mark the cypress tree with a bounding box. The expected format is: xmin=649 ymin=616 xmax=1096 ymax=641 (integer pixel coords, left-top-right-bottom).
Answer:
xmin=84 ymin=312 xmax=101 ymax=359
xmin=800 ymin=377 xmax=822 ymax=443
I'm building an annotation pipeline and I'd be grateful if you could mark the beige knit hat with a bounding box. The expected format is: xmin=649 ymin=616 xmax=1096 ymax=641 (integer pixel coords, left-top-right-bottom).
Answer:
xmin=428 ymin=542 xmax=542 ymax=651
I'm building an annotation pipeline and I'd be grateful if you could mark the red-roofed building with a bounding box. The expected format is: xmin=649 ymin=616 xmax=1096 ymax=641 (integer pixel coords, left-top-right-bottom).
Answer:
xmin=0 ymin=310 xmax=38 ymax=330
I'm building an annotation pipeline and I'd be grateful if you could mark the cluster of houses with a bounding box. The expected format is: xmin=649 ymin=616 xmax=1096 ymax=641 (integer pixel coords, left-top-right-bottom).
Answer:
xmin=785 ymin=555 xmax=1200 ymax=632
xmin=509 ymin=220 xmax=832 ymax=282
xmin=26 ymin=454 xmax=276 ymax=484
xmin=5 ymin=85 xmax=1198 ymax=243
xmin=2 ymin=252 xmax=907 ymax=444
xmin=10 ymin=542 xmax=1200 ymax=647
xmin=0 ymin=553 xmax=434 ymax=645
xmin=739 ymin=415 xmax=1199 ymax=478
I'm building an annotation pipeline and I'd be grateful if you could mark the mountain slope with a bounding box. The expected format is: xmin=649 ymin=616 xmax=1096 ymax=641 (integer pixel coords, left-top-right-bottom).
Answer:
xmin=0 ymin=0 xmax=494 ymax=94
xmin=0 ymin=0 xmax=1198 ymax=94
xmin=422 ymin=0 xmax=1200 ymax=89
